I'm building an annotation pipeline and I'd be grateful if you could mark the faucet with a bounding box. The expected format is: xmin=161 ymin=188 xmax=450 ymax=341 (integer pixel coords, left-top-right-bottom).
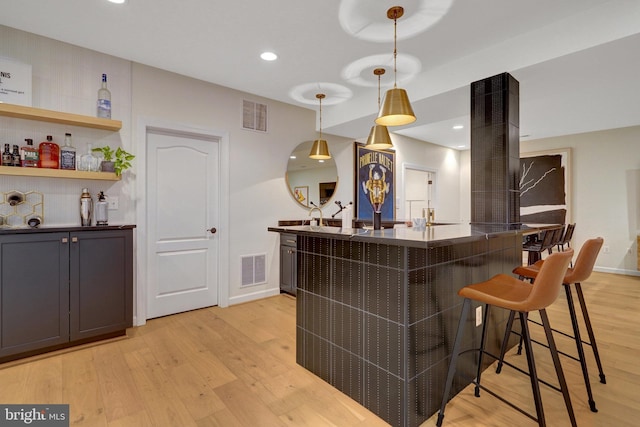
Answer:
xmin=308 ymin=207 xmax=324 ymax=226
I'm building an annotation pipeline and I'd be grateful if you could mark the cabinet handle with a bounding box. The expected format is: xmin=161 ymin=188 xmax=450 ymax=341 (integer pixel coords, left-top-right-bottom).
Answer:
xmin=71 ymin=237 xmax=78 ymax=243
xmin=285 ymin=239 xmax=296 ymax=244
xmin=61 ymin=237 xmax=68 ymax=243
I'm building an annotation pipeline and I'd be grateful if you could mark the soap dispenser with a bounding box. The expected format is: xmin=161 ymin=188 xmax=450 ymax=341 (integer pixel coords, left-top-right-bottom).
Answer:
xmin=80 ymin=188 xmax=93 ymax=226
xmin=96 ymin=191 xmax=108 ymax=226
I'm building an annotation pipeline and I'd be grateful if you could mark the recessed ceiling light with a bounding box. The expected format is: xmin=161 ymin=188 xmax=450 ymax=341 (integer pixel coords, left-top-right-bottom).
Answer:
xmin=452 ymin=124 xmax=464 ymax=130
xmin=318 ymin=160 xmax=325 ymax=163
xmin=290 ymin=155 xmax=296 ymax=159
xmin=108 ymin=0 xmax=127 ymax=4
xmin=260 ymin=52 xmax=278 ymax=61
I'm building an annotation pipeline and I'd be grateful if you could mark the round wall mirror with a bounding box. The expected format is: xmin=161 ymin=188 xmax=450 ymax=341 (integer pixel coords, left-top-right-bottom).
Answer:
xmin=286 ymin=141 xmax=338 ymax=208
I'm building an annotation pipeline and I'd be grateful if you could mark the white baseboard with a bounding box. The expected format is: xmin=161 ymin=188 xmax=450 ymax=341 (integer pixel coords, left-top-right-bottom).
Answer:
xmin=593 ymin=266 xmax=640 ymax=277
xmin=228 ymin=287 xmax=282 ymax=306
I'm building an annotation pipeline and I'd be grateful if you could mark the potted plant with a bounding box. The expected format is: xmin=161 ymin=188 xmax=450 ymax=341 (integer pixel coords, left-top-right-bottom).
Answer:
xmin=92 ymin=146 xmax=135 ymax=176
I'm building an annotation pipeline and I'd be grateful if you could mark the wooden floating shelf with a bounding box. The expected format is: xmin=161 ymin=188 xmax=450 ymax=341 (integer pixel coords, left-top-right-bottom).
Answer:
xmin=0 ymin=103 xmax=122 ymax=131
xmin=0 ymin=166 xmax=120 ymax=181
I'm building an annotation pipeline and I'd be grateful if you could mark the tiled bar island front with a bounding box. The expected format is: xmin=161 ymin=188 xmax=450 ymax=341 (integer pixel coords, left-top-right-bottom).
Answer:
xmin=269 ymin=224 xmax=523 ymax=427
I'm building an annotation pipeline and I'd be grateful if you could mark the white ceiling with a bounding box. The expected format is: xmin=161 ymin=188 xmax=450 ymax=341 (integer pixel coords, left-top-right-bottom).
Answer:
xmin=1 ymin=0 xmax=639 ymax=149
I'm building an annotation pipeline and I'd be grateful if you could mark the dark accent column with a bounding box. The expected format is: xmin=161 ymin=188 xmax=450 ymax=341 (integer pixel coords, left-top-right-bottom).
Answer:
xmin=470 ymin=72 xmax=520 ymax=225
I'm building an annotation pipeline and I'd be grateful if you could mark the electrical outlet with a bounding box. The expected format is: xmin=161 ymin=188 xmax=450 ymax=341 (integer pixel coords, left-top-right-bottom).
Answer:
xmin=106 ymin=196 xmax=119 ymax=210
xmin=475 ymin=306 xmax=482 ymax=327
xmin=603 ymin=245 xmax=610 ymax=254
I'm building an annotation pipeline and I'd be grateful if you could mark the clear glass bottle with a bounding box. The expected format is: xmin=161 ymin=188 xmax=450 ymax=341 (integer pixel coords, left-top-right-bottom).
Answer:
xmin=97 ymin=73 xmax=111 ymax=119
xmin=39 ymin=135 xmax=60 ymax=169
xmin=20 ymin=138 xmax=39 ymax=167
xmin=78 ymin=143 xmax=99 ymax=172
xmin=2 ymin=143 xmax=12 ymax=166
xmin=59 ymin=132 xmax=77 ymax=170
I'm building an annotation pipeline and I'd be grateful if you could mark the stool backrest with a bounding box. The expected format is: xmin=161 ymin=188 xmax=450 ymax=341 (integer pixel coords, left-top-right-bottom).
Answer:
xmin=564 ymin=237 xmax=604 ymax=284
xmin=525 ymin=249 xmax=573 ymax=311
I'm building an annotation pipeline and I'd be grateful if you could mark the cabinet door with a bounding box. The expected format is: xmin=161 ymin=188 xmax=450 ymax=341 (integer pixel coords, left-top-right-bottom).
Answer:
xmin=0 ymin=232 xmax=70 ymax=357
xmin=69 ymin=229 xmax=133 ymax=341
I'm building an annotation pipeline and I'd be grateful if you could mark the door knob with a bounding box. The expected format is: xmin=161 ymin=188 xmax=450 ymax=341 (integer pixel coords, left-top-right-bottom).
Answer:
xmin=207 ymin=227 xmax=217 ymax=234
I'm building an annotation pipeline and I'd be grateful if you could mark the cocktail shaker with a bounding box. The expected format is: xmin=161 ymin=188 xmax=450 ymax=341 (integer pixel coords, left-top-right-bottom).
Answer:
xmin=80 ymin=188 xmax=93 ymax=226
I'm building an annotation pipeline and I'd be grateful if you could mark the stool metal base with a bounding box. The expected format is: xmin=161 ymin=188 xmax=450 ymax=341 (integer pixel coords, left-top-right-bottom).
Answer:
xmin=437 ymin=299 xmax=577 ymax=427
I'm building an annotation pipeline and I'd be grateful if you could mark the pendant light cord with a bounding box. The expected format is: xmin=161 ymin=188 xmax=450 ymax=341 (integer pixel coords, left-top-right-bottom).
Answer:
xmin=318 ymin=95 xmax=323 ymax=140
xmin=393 ymin=13 xmax=398 ymax=89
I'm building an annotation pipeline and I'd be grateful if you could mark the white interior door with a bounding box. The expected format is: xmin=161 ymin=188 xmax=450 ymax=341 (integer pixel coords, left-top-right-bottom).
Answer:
xmin=403 ymin=166 xmax=436 ymax=220
xmin=146 ymin=128 xmax=219 ymax=319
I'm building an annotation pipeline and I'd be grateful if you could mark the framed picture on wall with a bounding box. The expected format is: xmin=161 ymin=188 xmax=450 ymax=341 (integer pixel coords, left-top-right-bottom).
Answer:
xmin=293 ymin=186 xmax=309 ymax=207
xmin=520 ymin=148 xmax=571 ymax=224
xmin=354 ymin=142 xmax=395 ymax=221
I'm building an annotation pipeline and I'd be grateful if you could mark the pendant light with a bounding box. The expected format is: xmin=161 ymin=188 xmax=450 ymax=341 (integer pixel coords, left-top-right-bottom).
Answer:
xmin=366 ymin=68 xmax=393 ymax=150
xmin=376 ymin=6 xmax=416 ymax=127
xmin=309 ymin=93 xmax=331 ymax=159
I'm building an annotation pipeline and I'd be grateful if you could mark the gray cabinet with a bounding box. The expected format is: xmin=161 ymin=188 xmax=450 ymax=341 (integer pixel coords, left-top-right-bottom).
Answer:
xmin=0 ymin=232 xmax=70 ymax=357
xmin=280 ymin=233 xmax=297 ymax=296
xmin=0 ymin=228 xmax=133 ymax=360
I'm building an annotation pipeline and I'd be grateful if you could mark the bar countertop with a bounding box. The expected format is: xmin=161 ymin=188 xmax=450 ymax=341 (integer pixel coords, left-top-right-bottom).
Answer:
xmin=268 ymin=222 xmax=539 ymax=248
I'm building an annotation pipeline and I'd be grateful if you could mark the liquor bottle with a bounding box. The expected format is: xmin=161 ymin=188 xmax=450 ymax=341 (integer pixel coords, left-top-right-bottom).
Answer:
xmin=59 ymin=133 xmax=77 ymax=170
xmin=97 ymin=73 xmax=111 ymax=119
xmin=78 ymin=143 xmax=99 ymax=172
xmin=2 ymin=144 xmax=12 ymax=166
xmin=20 ymin=139 xmax=39 ymax=167
xmin=11 ymin=145 xmax=21 ymax=166
xmin=39 ymin=135 xmax=60 ymax=169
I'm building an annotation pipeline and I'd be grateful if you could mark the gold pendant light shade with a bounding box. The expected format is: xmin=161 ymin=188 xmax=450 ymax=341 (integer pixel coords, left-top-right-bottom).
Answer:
xmin=376 ymin=88 xmax=416 ymax=126
xmin=376 ymin=6 xmax=416 ymax=127
xmin=309 ymin=139 xmax=331 ymax=159
xmin=366 ymin=68 xmax=394 ymax=149
xmin=365 ymin=125 xmax=393 ymax=149
xmin=309 ymin=93 xmax=332 ymax=159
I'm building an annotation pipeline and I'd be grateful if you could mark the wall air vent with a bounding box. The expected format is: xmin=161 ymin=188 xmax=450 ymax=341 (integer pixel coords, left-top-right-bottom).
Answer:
xmin=242 ymin=100 xmax=268 ymax=132
xmin=241 ymin=253 xmax=267 ymax=287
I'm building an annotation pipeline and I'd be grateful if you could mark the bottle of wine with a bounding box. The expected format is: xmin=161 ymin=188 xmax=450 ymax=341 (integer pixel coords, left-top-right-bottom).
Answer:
xmin=59 ymin=132 xmax=77 ymax=170
xmin=97 ymin=73 xmax=111 ymax=119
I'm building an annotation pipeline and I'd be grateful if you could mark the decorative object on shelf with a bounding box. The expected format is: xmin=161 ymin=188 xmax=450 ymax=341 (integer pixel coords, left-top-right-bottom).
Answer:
xmin=309 ymin=94 xmax=331 ymax=160
xmin=365 ymin=68 xmax=393 ymax=149
xmin=0 ymin=57 xmax=32 ymax=106
xmin=376 ymin=6 xmax=416 ymax=126
xmin=92 ymin=145 xmax=135 ymax=176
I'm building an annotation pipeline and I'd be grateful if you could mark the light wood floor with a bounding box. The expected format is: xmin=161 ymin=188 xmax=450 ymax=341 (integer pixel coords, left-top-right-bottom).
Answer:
xmin=0 ymin=271 xmax=638 ymax=426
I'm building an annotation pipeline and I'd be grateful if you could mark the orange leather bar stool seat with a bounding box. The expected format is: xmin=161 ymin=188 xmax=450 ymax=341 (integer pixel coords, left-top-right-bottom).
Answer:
xmin=436 ymin=250 xmax=576 ymax=427
xmin=502 ymin=237 xmax=605 ymax=413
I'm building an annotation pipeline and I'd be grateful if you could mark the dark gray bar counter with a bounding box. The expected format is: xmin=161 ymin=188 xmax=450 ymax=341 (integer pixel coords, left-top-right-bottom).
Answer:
xmin=268 ymin=223 xmax=525 ymax=427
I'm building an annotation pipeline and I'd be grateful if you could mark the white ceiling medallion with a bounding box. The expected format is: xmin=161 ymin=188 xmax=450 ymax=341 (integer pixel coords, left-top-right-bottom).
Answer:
xmin=289 ymin=83 xmax=353 ymax=106
xmin=339 ymin=0 xmax=454 ymax=42
xmin=342 ymin=53 xmax=422 ymax=87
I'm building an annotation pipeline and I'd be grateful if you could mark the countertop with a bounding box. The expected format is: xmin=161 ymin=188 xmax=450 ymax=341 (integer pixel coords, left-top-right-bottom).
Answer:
xmin=269 ymin=223 xmax=539 ymax=248
xmin=0 ymin=224 xmax=136 ymax=235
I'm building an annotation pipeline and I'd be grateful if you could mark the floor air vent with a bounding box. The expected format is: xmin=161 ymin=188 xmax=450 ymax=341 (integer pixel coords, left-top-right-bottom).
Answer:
xmin=241 ymin=253 xmax=266 ymax=287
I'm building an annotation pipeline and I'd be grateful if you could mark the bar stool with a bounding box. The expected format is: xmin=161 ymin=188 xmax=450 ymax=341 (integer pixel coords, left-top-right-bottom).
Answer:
xmin=436 ymin=250 xmax=575 ymax=427
xmin=557 ymin=223 xmax=576 ymax=252
xmin=500 ymin=237 xmax=604 ymax=413
xmin=522 ymin=227 xmax=560 ymax=265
